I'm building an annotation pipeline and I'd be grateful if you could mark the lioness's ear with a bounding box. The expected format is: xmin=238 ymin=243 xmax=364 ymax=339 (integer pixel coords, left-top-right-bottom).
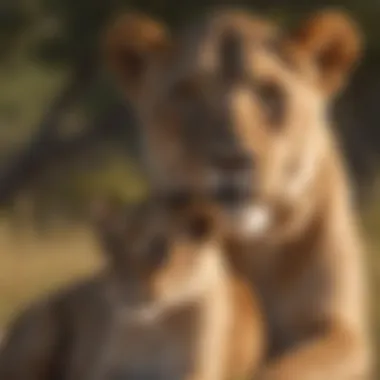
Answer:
xmin=103 ymin=12 xmax=171 ymax=101
xmin=290 ymin=10 xmax=363 ymax=97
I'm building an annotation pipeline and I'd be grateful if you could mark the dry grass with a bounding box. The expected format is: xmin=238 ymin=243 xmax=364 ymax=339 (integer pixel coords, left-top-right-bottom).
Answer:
xmin=0 ymin=219 xmax=104 ymax=326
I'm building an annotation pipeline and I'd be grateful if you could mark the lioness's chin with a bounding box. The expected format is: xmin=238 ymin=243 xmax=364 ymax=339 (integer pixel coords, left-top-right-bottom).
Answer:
xmin=223 ymin=203 xmax=272 ymax=239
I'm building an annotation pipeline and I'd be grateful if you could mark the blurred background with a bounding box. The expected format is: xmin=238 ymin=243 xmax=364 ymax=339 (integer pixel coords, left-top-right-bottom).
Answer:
xmin=0 ymin=0 xmax=379 ymax=371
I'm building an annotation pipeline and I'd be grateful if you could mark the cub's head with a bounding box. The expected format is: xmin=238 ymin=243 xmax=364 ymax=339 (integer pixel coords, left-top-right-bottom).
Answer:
xmin=93 ymin=198 xmax=228 ymax=315
xmin=103 ymin=9 xmax=363 ymax=238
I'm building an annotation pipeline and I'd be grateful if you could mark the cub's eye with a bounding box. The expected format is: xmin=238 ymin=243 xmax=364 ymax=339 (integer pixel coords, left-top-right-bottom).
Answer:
xmin=164 ymin=190 xmax=191 ymax=211
xmin=186 ymin=213 xmax=213 ymax=241
xmin=256 ymin=81 xmax=285 ymax=128
xmin=173 ymin=78 xmax=203 ymax=103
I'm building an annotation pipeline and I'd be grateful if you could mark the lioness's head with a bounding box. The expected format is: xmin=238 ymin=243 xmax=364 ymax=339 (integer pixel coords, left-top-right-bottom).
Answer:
xmin=103 ymin=9 xmax=362 ymax=237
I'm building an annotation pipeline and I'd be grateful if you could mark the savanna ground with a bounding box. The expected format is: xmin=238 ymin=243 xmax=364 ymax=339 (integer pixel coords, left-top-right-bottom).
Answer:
xmin=0 ymin=220 xmax=103 ymax=325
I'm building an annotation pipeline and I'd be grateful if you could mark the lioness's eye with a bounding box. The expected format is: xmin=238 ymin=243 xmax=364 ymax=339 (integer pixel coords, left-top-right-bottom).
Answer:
xmin=171 ymin=79 xmax=204 ymax=118
xmin=256 ymin=81 xmax=285 ymax=128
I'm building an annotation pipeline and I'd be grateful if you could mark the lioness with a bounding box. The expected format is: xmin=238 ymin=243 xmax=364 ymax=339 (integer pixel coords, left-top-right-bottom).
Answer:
xmin=0 ymin=199 xmax=264 ymax=380
xmin=104 ymin=8 xmax=373 ymax=379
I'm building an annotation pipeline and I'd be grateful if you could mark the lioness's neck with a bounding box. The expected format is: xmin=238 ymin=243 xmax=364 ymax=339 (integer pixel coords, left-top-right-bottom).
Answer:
xmin=279 ymin=131 xmax=355 ymax=246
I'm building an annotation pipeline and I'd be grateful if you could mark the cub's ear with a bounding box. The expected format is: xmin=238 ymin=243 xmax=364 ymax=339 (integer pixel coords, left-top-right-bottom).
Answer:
xmin=289 ymin=9 xmax=363 ymax=97
xmin=102 ymin=12 xmax=171 ymax=101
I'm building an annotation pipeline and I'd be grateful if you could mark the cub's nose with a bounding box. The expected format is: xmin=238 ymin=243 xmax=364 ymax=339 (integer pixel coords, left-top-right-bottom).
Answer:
xmin=212 ymin=152 xmax=254 ymax=172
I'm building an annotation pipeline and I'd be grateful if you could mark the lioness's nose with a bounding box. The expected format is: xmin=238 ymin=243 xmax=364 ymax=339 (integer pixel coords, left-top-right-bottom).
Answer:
xmin=213 ymin=152 xmax=253 ymax=172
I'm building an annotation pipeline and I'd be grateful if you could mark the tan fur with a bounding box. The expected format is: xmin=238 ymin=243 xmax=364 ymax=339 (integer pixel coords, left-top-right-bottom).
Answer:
xmin=288 ymin=9 xmax=363 ymax=96
xmin=104 ymin=7 xmax=373 ymax=379
xmin=0 ymin=200 xmax=265 ymax=380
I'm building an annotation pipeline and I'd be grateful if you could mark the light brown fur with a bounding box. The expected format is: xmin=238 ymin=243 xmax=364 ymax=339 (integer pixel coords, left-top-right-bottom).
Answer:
xmin=104 ymin=7 xmax=373 ymax=379
xmin=0 ymin=200 xmax=265 ymax=380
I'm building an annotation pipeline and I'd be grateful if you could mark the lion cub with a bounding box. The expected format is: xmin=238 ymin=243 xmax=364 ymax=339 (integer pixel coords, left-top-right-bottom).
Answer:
xmin=92 ymin=199 xmax=266 ymax=380
xmin=0 ymin=199 xmax=265 ymax=380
